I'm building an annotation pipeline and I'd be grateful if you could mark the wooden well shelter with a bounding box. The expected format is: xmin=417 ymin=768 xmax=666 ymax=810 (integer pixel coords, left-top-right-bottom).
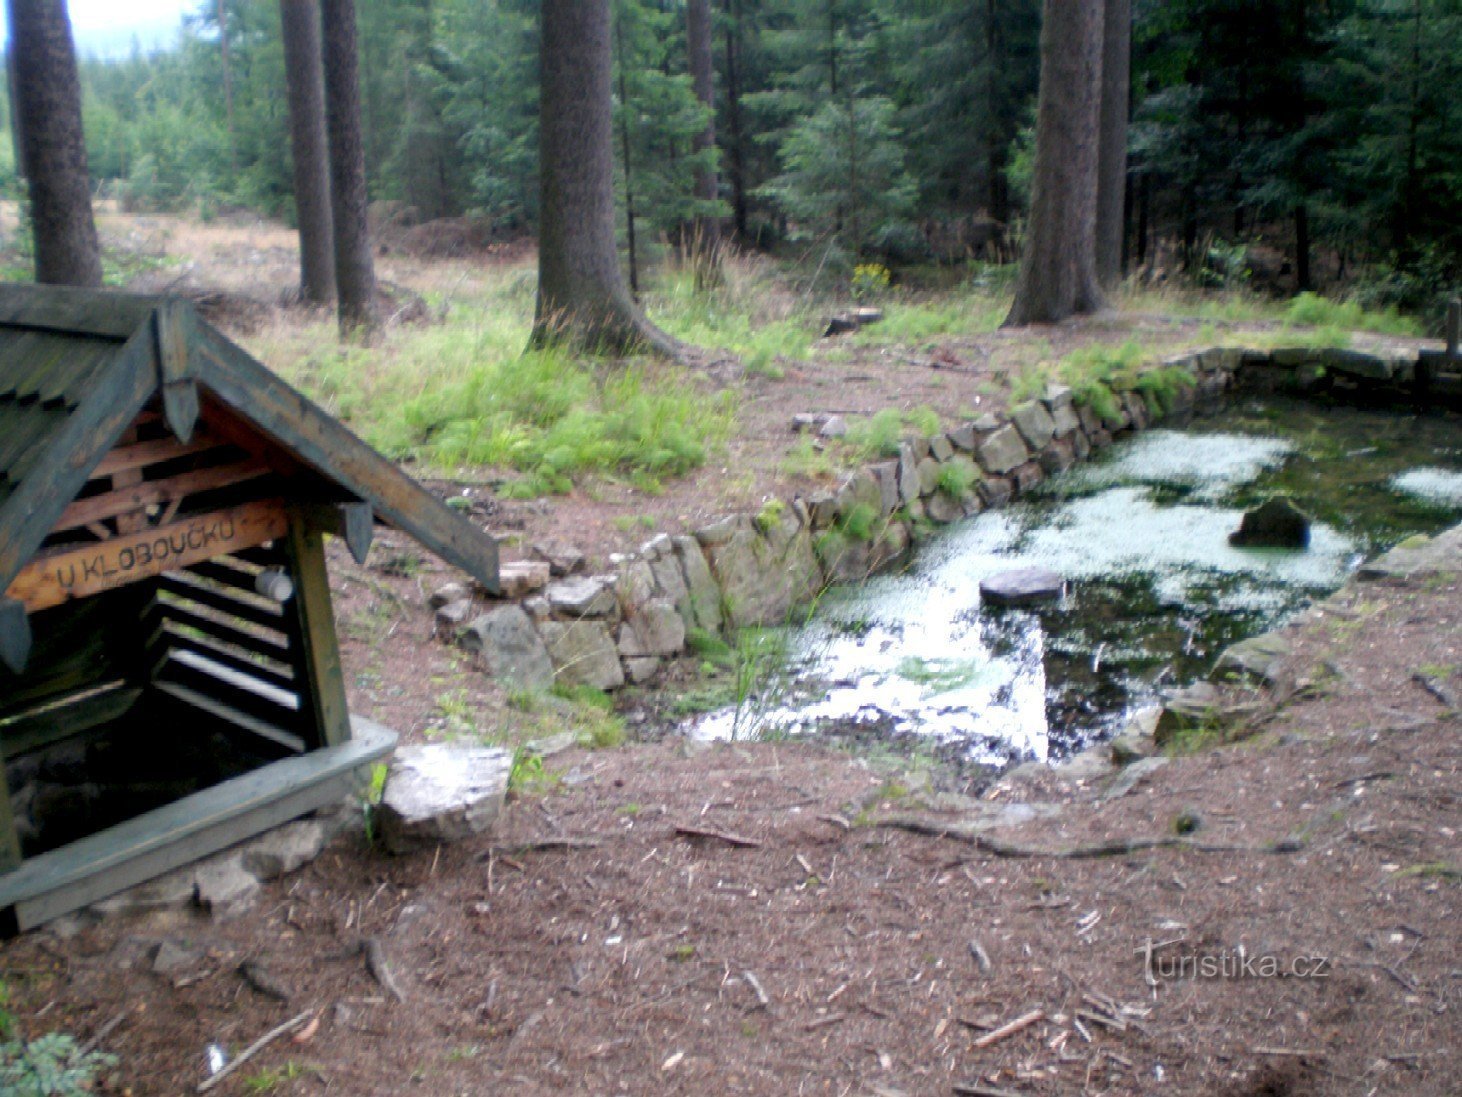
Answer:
xmin=0 ymin=283 xmax=498 ymax=932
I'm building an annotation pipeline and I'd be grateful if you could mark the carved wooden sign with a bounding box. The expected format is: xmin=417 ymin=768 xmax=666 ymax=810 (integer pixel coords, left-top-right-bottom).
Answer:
xmin=5 ymin=500 xmax=290 ymax=613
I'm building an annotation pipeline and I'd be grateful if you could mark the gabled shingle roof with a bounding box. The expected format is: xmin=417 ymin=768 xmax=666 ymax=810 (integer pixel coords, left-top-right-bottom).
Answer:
xmin=0 ymin=283 xmax=498 ymax=595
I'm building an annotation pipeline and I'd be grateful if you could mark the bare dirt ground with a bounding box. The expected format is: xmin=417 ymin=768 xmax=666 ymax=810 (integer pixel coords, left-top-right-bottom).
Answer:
xmin=1 ymin=210 xmax=1457 ymax=1095
xmin=3 ymin=560 xmax=1457 ymax=1095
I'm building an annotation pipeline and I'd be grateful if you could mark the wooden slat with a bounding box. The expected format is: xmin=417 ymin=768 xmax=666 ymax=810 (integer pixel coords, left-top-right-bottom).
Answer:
xmin=0 ymin=716 xmax=396 ymax=930
xmin=7 ymin=500 xmax=290 ymax=612
xmin=197 ymin=330 xmax=500 ymax=592
xmin=159 ymin=572 xmax=287 ymax=632
xmin=151 ymin=602 xmax=292 ymax=661
xmin=54 ymin=457 xmax=270 ymax=532
xmin=158 ymin=657 xmax=304 ymax=733
xmin=91 ymin=433 xmax=223 ymax=479
xmin=187 ymin=556 xmax=262 ymax=592
xmin=160 ymin=631 xmax=296 ymax=694
xmin=154 ymin=680 xmax=306 ymax=754
xmin=282 ymin=517 xmax=350 ymax=749
xmin=0 ymin=684 xmax=141 ymax=762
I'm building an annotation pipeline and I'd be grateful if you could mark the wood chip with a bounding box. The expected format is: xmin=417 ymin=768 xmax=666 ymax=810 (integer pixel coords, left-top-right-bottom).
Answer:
xmin=362 ymin=937 xmax=406 ymax=1002
xmin=968 ymin=939 xmax=993 ymax=972
xmin=973 ymin=1008 xmax=1045 ymax=1049
xmin=674 ymin=825 xmax=762 ymax=848
xmin=743 ymin=969 xmax=771 ymax=1010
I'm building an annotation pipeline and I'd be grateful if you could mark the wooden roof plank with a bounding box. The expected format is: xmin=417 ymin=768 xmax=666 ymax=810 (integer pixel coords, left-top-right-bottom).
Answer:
xmin=0 ymin=283 xmax=161 ymax=340
xmin=0 ymin=326 xmax=157 ymax=594
xmin=196 ymin=328 xmax=500 ymax=592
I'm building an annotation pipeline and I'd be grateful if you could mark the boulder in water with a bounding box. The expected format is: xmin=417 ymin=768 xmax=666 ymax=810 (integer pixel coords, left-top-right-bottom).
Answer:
xmin=980 ymin=568 xmax=1066 ymax=607
xmin=1229 ymin=496 xmax=1311 ymax=549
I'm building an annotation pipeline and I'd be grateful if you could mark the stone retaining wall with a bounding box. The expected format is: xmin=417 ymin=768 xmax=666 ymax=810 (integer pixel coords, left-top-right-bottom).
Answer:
xmin=451 ymin=345 xmax=1458 ymax=694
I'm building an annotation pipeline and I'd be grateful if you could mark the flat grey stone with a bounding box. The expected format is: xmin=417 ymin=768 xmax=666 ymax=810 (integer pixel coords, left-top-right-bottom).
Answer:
xmin=617 ymin=599 xmax=687 ymax=658
xmin=1009 ymin=401 xmax=1057 ymax=450
xmin=193 ymin=853 xmax=261 ymax=920
xmin=540 ymin=619 xmax=625 ymax=690
xmin=818 ymin=415 xmax=848 ymax=439
xmin=499 ymin=559 xmax=551 ymax=598
xmin=673 ymin=535 xmax=724 ymax=633
xmin=434 ymin=598 xmax=473 ymax=632
xmin=239 ymin=819 xmax=328 ymax=881
xmin=532 ymin=541 xmax=585 ymax=577
xmin=929 ymin=433 xmax=954 ymax=462
xmin=1322 ymin=348 xmax=1392 ymax=381
xmin=462 ymin=606 xmax=556 ymax=692
xmin=897 ymin=443 xmax=921 ymax=505
xmin=980 ymin=568 xmax=1065 ymax=607
xmin=1358 ymin=525 xmax=1462 ymax=581
xmin=947 ymin=424 xmax=977 ymax=452
xmin=152 ymin=938 xmax=205 ymax=976
xmin=916 ymin=456 xmax=941 ymax=496
xmin=977 ymin=425 xmax=1029 ymax=476
xmin=1214 ymin=632 xmax=1291 ymax=685
xmin=1102 ymin=756 xmax=1169 ymax=801
xmin=90 ymin=866 xmax=197 ymax=917
xmin=546 ymin=576 xmax=618 ymax=618
xmin=378 ymin=744 xmax=512 ymax=854
xmin=428 ymin=582 xmax=470 ymax=610
xmin=1050 ymin=401 xmax=1082 ymax=436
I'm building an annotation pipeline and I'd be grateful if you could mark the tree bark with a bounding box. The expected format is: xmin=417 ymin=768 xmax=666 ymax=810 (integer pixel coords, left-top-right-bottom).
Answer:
xmin=1004 ymin=0 xmax=1105 ymax=327
xmin=280 ymin=0 xmax=336 ymax=305
xmin=723 ymin=0 xmax=749 ymax=243
xmin=320 ymin=0 xmax=377 ymax=335
xmin=532 ymin=0 xmax=681 ymax=357
xmin=985 ymin=0 xmax=1009 ymax=227
xmin=1095 ymin=0 xmax=1130 ymax=288
xmin=7 ymin=0 xmax=101 ymax=287
xmin=686 ymin=0 xmax=722 ymax=281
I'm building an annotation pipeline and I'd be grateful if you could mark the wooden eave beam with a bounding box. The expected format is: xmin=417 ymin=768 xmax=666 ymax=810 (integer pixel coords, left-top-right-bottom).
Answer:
xmin=195 ymin=327 xmax=500 ymax=592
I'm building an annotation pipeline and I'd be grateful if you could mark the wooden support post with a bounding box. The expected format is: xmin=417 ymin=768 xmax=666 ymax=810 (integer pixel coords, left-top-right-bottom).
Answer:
xmin=0 ymin=767 xmax=20 ymax=873
xmin=0 ymin=597 xmax=30 ymax=674
xmin=282 ymin=514 xmax=351 ymax=748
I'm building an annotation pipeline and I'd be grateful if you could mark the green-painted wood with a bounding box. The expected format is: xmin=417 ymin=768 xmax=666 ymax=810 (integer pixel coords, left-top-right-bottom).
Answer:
xmin=0 ymin=327 xmax=157 ymax=594
xmin=160 ymin=632 xmax=297 ymax=695
xmin=162 ymin=381 xmax=200 ymax=445
xmin=299 ymin=500 xmax=374 ymax=565
xmin=0 ymin=283 xmax=161 ymax=340
xmin=0 ymin=717 xmax=397 ymax=931
xmin=282 ymin=516 xmax=350 ymax=749
xmin=159 ymin=573 xmax=289 ymax=633
xmin=0 ymin=684 xmax=141 ymax=761
xmin=197 ymin=328 xmax=500 ymax=592
xmin=149 ymin=601 xmax=292 ymax=661
xmin=0 ymin=757 xmax=20 ymax=873
xmin=0 ymin=597 xmax=29 ymax=674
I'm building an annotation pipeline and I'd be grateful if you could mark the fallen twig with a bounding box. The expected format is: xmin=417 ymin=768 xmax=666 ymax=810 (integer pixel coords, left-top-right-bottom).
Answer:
xmin=817 ymin=813 xmax=851 ymax=830
xmin=804 ymin=1012 xmax=847 ymax=1031
xmin=675 ymin=825 xmax=762 ymax=849
xmin=952 ymin=1081 xmax=1025 ymax=1096
xmin=197 ymin=1010 xmax=312 ymax=1093
xmin=76 ymin=1010 xmax=128 ymax=1058
xmin=362 ymin=937 xmax=406 ymax=1002
xmin=973 ymin=1009 xmax=1045 ymax=1049
xmin=743 ymin=970 xmax=771 ymax=1010
xmin=1252 ymin=1046 xmax=1326 ymax=1058
xmin=876 ymin=815 xmax=1304 ymax=858
xmin=478 ymin=837 xmax=602 ymax=860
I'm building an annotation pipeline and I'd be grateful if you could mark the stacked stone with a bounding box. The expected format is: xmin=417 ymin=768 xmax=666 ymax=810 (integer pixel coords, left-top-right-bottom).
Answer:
xmin=445 ymin=346 xmax=1444 ymax=696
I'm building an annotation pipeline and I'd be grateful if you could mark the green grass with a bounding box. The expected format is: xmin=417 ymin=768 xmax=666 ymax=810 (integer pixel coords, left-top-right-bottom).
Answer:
xmin=247 ymin=274 xmax=735 ymax=500
xmin=934 ymin=459 xmax=979 ymax=498
xmin=848 ymin=293 xmax=1007 ymax=346
xmin=1283 ymin=292 xmax=1421 ymax=336
xmin=844 ymin=406 xmax=942 ymax=459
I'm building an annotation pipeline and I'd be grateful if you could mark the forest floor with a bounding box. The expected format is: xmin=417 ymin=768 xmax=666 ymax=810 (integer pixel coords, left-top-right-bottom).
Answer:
xmin=0 ymin=208 xmax=1457 ymax=1095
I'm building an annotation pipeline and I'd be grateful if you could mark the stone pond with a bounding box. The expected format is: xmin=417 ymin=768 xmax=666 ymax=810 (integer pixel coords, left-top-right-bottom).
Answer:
xmin=685 ymin=395 xmax=1462 ymax=768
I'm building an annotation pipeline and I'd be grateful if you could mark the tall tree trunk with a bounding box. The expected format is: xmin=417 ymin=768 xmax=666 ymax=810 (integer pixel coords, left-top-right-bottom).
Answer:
xmin=1095 ymin=0 xmax=1130 ymax=288
xmin=1004 ymin=0 xmax=1105 ymax=327
xmin=614 ymin=15 xmax=640 ymax=298
xmin=985 ymin=0 xmax=1009 ymax=227
xmin=320 ymin=0 xmax=377 ymax=335
xmin=686 ymin=0 xmax=722 ymax=283
xmin=280 ymin=0 xmax=336 ymax=305
xmin=532 ymin=0 xmax=681 ymax=357
xmin=8 ymin=0 xmax=101 ymax=287
xmin=723 ymin=0 xmax=749 ymax=243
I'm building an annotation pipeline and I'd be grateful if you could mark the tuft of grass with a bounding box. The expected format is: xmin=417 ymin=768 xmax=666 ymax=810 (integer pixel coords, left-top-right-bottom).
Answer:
xmin=845 ymin=406 xmax=942 ymax=459
xmin=935 ymin=460 xmax=979 ymax=498
xmin=755 ymin=498 xmax=787 ymax=533
xmin=837 ymin=502 xmax=880 ymax=542
xmin=1283 ymin=292 xmax=1421 ymax=336
xmin=848 ymin=294 xmax=1006 ymax=346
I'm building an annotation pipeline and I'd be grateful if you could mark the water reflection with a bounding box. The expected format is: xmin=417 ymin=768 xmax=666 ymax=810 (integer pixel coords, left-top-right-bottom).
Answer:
xmin=687 ymin=400 xmax=1462 ymax=766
